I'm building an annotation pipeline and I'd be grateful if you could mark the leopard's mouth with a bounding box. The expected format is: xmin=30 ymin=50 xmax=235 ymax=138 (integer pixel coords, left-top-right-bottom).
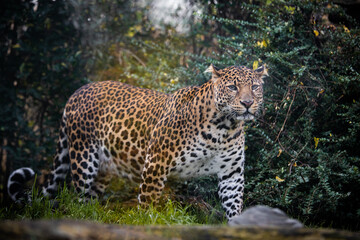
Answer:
xmin=235 ymin=112 xmax=254 ymax=121
xmin=232 ymin=110 xmax=255 ymax=121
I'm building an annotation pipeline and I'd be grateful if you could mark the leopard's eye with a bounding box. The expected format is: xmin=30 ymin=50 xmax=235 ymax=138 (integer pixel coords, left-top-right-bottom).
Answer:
xmin=252 ymin=85 xmax=260 ymax=91
xmin=227 ymin=85 xmax=237 ymax=91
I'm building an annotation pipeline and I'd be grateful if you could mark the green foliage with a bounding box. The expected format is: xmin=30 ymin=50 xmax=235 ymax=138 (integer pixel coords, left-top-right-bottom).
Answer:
xmin=178 ymin=0 xmax=360 ymax=230
xmin=0 ymin=0 xmax=88 ymax=193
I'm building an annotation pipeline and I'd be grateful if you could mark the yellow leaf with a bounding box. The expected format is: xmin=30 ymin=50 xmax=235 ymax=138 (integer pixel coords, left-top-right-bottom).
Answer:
xmin=134 ymin=25 xmax=141 ymax=32
xmin=237 ymin=51 xmax=243 ymax=56
xmin=285 ymin=6 xmax=295 ymax=14
xmin=256 ymin=40 xmax=268 ymax=48
xmin=276 ymin=176 xmax=285 ymax=182
xmin=319 ymin=89 xmax=325 ymax=94
xmin=261 ymin=40 xmax=267 ymax=48
xmin=253 ymin=60 xmax=259 ymax=70
xmin=170 ymin=77 xmax=179 ymax=85
xmin=314 ymin=137 xmax=319 ymax=149
xmin=277 ymin=148 xmax=282 ymax=157
xmin=126 ymin=31 xmax=135 ymax=38
xmin=126 ymin=27 xmax=136 ymax=37
xmin=313 ymin=30 xmax=319 ymax=37
xmin=28 ymin=121 xmax=35 ymax=128
xmin=343 ymin=25 xmax=350 ymax=34
xmin=12 ymin=43 xmax=21 ymax=48
xmin=289 ymin=161 xmax=298 ymax=167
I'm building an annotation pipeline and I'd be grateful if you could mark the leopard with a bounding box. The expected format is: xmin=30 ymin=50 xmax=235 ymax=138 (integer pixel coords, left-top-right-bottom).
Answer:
xmin=7 ymin=64 xmax=267 ymax=220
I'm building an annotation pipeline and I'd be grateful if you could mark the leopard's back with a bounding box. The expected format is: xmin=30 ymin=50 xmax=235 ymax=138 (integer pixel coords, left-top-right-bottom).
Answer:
xmin=64 ymin=81 xmax=169 ymax=183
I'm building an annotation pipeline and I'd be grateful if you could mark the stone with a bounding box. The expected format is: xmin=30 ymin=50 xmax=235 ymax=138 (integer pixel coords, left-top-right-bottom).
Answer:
xmin=228 ymin=205 xmax=303 ymax=228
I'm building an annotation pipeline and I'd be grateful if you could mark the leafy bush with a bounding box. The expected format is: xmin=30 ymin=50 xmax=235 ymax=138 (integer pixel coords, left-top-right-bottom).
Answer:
xmin=178 ymin=0 xmax=360 ymax=230
xmin=0 ymin=0 xmax=88 ymax=197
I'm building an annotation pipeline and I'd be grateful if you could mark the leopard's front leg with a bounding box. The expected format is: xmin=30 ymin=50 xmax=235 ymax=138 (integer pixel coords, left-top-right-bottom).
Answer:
xmin=218 ymin=158 xmax=245 ymax=220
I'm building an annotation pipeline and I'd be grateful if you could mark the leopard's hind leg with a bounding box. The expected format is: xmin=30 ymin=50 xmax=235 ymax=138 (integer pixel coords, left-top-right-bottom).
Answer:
xmin=42 ymin=111 xmax=71 ymax=197
xmin=67 ymin=138 xmax=109 ymax=199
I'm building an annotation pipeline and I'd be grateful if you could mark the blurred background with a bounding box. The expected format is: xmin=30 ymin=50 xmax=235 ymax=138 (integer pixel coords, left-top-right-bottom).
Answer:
xmin=1 ymin=0 xmax=359 ymax=230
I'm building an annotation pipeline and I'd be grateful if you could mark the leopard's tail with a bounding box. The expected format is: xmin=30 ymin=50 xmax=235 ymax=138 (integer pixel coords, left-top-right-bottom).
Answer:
xmin=7 ymin=167 xmax=35 ymax=203
xmin=7 ymin=110 xmax=70 ymax=203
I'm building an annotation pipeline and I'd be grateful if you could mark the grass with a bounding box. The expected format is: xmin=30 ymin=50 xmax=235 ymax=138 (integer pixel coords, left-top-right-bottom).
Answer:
xmin=0 ymin=184 xmax=226 ymax=225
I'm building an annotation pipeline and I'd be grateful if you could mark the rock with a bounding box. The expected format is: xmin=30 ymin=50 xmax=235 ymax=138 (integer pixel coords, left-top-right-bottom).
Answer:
xmin=228 ymin=205 xmax=303 ymax=228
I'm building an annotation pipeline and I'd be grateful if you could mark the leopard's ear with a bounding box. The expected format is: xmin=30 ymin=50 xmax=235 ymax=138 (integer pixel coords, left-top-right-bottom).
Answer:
xmin=255 ymin=64 xmax=268 ymax=83
xmin=204 ymin=64 xmax=221 ymax=82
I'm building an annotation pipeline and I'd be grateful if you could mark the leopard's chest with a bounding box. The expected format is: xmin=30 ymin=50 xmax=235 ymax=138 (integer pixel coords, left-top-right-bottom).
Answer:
xmin=169 ymin=127 xmax=245 ymax=179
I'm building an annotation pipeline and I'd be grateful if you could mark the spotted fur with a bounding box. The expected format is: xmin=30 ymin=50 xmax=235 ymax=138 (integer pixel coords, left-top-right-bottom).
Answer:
xmin=8 ymin=64 xmax=267 ymax=220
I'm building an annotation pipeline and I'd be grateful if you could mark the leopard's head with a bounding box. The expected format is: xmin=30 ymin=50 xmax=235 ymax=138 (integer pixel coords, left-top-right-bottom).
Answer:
xmin=206 ymin=64 xmax=268 ymax=121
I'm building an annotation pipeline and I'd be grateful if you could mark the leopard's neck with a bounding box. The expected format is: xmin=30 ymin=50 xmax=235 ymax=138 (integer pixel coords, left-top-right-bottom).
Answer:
xmin=193 ymin=81 xmax=243 ymax=131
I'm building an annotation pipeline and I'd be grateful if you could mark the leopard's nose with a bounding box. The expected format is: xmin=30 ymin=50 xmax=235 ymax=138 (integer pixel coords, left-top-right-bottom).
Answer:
xmin=240 ymin=100 xmax=254 ymax=108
